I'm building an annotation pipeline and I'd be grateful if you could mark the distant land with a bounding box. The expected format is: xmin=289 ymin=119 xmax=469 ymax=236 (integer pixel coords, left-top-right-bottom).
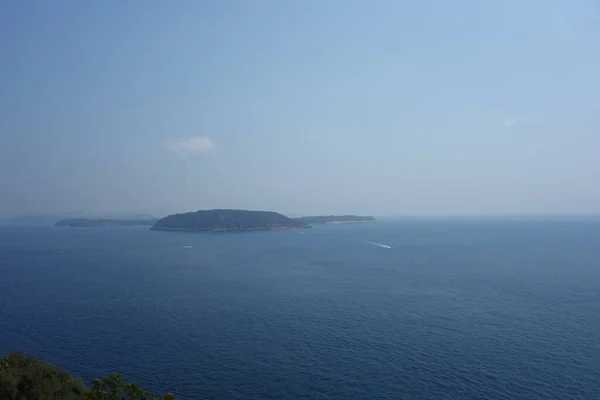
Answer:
xmin=295 ymin=215 xmax=376 ymax=224
xmin=0 ymin=214 xmax=81 ymax=226
xmin=0 ymin=213 xmax=157 ymax=227
xmin=151 ymin=209 xmax=310 ymax=232
xmin=55 ymin=218 xmax=157 ymax=227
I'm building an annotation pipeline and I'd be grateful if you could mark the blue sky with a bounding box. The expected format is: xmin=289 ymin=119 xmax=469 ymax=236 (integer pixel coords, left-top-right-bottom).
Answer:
xmin=1 ymin=0 xmax=599 ymax=217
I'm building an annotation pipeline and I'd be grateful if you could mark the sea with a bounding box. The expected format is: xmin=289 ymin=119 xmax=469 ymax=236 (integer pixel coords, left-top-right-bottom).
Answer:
xmin=0 ymin=219 xmax=599 ymax=399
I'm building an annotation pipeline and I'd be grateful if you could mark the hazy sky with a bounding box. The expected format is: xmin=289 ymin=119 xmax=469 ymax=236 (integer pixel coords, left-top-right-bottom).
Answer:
xmin=1 ymin=0 xmax=599 ymax=217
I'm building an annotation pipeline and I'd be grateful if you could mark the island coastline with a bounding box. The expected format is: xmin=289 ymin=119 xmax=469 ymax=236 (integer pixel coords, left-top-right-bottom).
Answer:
xmin=151 ymin=209 xmax=310 ymax=233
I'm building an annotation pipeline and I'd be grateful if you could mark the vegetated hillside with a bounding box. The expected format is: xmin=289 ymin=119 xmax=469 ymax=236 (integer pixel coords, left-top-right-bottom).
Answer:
xmin=0 ymin=351 xmax=175 ymax=399
xmin=151 ymin=209 xmax=309 ymax=232
xmin=295 ymin=215 xmax=376 ymax=224
xmin=55 ymin=219 xmax=157 ymax=227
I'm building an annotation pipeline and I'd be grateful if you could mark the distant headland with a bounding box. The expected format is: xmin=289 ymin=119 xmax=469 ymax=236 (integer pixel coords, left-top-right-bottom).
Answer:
xmin=295 ymin=215 xmax=376 ymax=224
xmin=52 ymin=213 xmax=373 ymax=230
xmin=55 ymin=218 xmax=157 ymax=227
xmin=151 ymin=209 xmax=310 ymax=232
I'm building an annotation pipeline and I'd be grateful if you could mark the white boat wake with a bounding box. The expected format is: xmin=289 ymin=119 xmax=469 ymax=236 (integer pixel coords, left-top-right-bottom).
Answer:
xmin=369 ymin=241 xmax=392 ymax=249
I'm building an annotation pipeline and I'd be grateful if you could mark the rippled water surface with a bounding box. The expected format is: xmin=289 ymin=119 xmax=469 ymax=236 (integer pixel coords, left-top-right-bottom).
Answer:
xmin=1 ymin=219 xmax=599 ymax=399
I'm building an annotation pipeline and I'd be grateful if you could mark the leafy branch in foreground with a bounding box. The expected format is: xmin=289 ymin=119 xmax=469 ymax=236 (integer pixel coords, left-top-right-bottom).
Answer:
xmin=0 ymin=351 xmax=175 ymax=400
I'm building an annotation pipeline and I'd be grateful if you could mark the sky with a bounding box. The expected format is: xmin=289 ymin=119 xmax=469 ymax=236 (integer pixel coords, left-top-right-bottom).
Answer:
xmin=1 ymin=0 xmax=599 ymax=217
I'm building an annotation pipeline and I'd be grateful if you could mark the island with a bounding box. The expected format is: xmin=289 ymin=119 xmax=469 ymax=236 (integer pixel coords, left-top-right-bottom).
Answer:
xmin=55 ymin=218 xmax=157 ymax=227
xmin=151 ymin=209 xmax=310 ymax=232
xmin=295 ymin=215 xmax=376 ymax=224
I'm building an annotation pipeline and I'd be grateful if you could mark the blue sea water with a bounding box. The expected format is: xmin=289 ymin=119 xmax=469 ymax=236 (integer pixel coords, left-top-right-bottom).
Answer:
xmin=1 ymin=219 xmax=599 ymax=399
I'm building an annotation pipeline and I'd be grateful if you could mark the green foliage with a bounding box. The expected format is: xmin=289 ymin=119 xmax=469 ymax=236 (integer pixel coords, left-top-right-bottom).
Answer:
xmin=86 ymin=374 xmax=175 ymax=400
xmin=0 ymin=351 xmax=87 ymax=400
xmin=0 ymin=351 xmax=175 ymax=400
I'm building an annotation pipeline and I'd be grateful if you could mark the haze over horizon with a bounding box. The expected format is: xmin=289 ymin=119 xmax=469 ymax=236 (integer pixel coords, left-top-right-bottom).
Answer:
xmin=2 ymin=1 xmax=599 ymax=218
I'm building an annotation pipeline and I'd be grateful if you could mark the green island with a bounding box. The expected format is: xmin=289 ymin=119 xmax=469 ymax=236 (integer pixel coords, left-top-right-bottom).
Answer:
xmin=295 ymin=215 xmax=376 ymax=224
xmin=0 ymin=351 xmax=175 ymax=399
xmin=151 ymin=209 xmax=310 ymax=232
xmin=55 ymin=219 xmax=157 ymax=227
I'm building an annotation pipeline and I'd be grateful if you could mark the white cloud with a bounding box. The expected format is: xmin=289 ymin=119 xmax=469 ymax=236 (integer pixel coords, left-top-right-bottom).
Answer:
xmin=503 ymin=118 xmax=517 ymax=128
xmin=165 ymin=136 xmax=216 ymax=158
